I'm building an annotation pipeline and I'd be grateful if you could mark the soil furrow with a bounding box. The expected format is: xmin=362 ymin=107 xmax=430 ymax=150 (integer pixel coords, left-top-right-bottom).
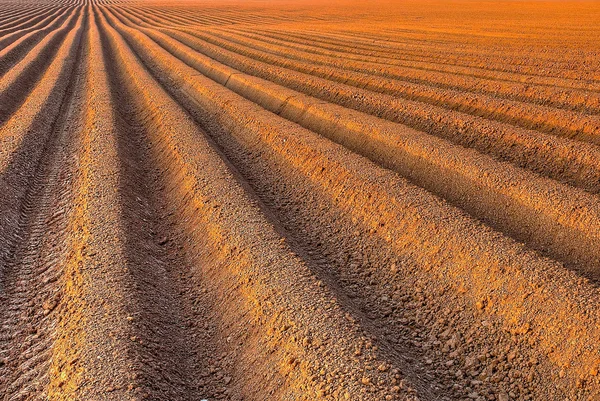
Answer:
xmin=321 ymin=32 xmax=600 ymax=84
xmin=0 ymin=6 xmax=84 ymax=280
xmin=236 ymin=28 xmax=578 ymax=84
xmin=0 ymin=6 xmax=63 ymax=39
xmin=172 ymin=27 xmax=600 ymax=144
xmin=0 ymin=8 xmax=52 ymax=35
xmin=0 ymin=6 xmax=69 ymax=51
xmin=0 ymin=5 xmax=75 ymax=72
xmin=97 ymin=6 xmax=424 ymax=400
xmin=230 ymin=27 xmax=600 ymax=103
xmin=37 ymin=9 xmax=151 ymax=398
xmin=0 ymin=9 xmax=88 ymax=399
xmin=101 ymin=7 xmax=600 ymax=399
xmin=0 ymin=6 xmax=51 ymax=28
xmin=95 ymin=8 xmax=222 ymax=399
xmin=0 ymin=7 xmax=81 ymax=126
xmin=148 ymin=25 xmax=600 ymax=197
xmin=104 ymin=11 xmax=600 ymax=280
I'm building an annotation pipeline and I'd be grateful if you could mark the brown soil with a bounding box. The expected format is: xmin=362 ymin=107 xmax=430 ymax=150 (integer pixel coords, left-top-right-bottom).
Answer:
xmin=1 ymin=1 xmax=600 ymax=400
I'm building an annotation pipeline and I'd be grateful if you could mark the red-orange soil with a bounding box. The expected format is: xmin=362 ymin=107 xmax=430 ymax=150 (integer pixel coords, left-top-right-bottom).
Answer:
xmin=1 ymin=0 xmax=600 ymax=400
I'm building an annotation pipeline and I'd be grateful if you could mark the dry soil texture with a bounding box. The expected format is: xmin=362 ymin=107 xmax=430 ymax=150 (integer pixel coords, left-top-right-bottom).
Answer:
xmin=1 ymin=0 xmax=600 ymax=400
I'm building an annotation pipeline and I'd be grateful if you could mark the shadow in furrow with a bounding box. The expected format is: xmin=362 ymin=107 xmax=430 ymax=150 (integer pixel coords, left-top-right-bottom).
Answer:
xmin=0 ymin=6 xmax=84 ymax=289
xmin=0 ymin=9 xmax=88 ymax=398
xmin=0 ymin=6 xmax=81 ymax=127
xmin=97 ymin=12 xmax=222 ymax=400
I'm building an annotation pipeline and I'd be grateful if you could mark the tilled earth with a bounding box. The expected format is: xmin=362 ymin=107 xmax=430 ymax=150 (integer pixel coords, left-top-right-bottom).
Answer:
xmin=1 ymin=0 xmax=600 ymax=400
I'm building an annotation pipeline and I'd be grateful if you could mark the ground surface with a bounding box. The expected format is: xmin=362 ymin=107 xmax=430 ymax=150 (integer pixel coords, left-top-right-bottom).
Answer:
xmin=1 ymin=0 xmax=600 ymax=400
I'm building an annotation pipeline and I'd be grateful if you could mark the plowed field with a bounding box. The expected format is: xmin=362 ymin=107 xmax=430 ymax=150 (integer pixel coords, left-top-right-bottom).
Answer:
xmin=1 ymin=0 xmax=600 ymax=400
